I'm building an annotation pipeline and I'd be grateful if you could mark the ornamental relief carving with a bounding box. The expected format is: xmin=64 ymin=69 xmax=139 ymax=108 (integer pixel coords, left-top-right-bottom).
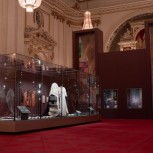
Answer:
xmin=51 ymin=11 xmax=65 ymax=22
xmin=105 ymin=11 xmax=153 ymax=52
xmin=24 ymin=26 xmax=56 ymax=62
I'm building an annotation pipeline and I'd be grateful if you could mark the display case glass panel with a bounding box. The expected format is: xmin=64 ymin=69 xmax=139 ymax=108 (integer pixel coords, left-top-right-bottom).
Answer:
xmin=103 ymin=89 xmax=118 ymax=109
xmin=0 ymin=54 xmax=101 ymax=121
xmin=0 ymin=55 xmax=15 ymax=120
xmin=127 ymin=88 xmax=142 ymax=109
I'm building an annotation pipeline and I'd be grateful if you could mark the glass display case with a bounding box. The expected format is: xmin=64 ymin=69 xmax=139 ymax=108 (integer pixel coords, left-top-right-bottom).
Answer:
xmin=0 ymin=54 xmax=101 ymax=121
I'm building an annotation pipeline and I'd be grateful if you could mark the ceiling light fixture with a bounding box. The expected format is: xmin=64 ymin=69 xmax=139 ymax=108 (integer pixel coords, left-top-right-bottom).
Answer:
xmin=18 ymin=0 xmax=42 ymax=13
xmin=82 ymin=0 xmax=93 ymax=30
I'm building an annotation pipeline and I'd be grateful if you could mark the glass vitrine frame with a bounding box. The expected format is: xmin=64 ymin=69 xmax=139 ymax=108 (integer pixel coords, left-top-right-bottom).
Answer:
xmin=0 ymin=54 xmax=101 ymax=121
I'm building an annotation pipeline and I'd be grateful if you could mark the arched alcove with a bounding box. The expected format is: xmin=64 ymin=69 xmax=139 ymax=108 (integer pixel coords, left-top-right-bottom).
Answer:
xmin=107 ymin=13 xmax=153 ymax=52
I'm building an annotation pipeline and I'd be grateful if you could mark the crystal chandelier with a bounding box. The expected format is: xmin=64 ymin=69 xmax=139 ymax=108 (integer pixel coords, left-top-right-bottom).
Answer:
xmin=82 ymin=10 xmax=93 ymax=30
xmin=82 ymin=1 xmax=93 ymax=30
xmin=18 ymin=0 xmax=42 ymax=13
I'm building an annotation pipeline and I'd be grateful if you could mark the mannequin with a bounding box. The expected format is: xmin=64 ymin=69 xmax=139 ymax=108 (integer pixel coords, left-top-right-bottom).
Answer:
xmin=59 ymin=86 xmax=68 ymax=116
xmin=48 ymin=94 xmax=59 ymax=117
xmin=49 ymin=83 xmax=60 ymax=110
xmin=42 ymin=83 xmax=60 ymax=116
xmin=42 ymin=82 xmax=60 ymax=117
xmin=0 ymin=86 xmax=6 ymax=100
xmin=42 ymin=83 xmax=69 ymax=117
xmin=0 ymin=86 xmax=7 ymax=116
xmin=6 ymin=88 xmax=14 ymax=115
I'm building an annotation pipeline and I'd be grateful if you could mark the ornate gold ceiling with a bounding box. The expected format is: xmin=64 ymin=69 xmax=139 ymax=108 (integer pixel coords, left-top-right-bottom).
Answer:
xmin=43 ymin=0 xmax=153 ymax=27
xmin=62 ymin=0 xmax=153 ymax=10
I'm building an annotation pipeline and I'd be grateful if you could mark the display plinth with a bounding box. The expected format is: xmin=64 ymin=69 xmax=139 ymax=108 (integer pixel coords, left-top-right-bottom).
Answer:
xmin=0 ymin=115 xmax=102 ymax=133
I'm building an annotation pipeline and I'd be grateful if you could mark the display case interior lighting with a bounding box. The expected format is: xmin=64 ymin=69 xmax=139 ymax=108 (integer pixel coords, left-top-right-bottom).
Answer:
xmin=3 ymin=85 xmax=6 ymax=89
xmin=38 ymin=83 xmax=41 ymax=89
xmin=38 ymin=60 xmax=41 ymax=65
xmin=18 ymin=0 xmax=42 ymax=13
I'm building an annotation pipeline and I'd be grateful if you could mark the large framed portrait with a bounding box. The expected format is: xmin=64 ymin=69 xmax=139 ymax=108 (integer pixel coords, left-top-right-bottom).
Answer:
xmin=103 ymin=89 xmax=118 ymax=109
xmin=73 ymin=28 xmax=103 ymax=76
xmin=127 ymin=88 xmax=142 ymax=109
xmin=78 ymin=33 xmax=95 ymax=75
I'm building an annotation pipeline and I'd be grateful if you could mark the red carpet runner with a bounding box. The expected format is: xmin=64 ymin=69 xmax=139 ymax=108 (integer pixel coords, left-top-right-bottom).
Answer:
xmin=0 ymin=119 xmax=153 ymax=153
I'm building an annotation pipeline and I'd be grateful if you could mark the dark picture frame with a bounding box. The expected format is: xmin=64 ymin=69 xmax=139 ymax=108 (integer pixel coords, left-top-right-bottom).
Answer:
xmin=127 ymin=88 xmax=143 ymax=109
xmin=103 ymin=89 xmax=118 ymax=109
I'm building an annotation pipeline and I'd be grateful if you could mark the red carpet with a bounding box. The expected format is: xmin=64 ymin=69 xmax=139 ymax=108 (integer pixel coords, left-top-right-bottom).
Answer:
xmin=0 ymin=119 xmax=153 ymax=153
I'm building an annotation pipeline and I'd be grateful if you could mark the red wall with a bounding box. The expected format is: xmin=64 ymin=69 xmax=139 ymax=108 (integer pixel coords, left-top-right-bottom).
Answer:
xmin=101 ymin=49 xmax=152 ymax=118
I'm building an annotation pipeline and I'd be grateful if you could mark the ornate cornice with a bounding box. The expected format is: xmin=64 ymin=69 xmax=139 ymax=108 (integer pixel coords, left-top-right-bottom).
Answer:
xmin=51 ymin=11 xmax=65 ymax=22
xmin=66 ymin=18 xmax=101 ymax=27
xmin=92 ymin=19 xmax=101 ymax=26
xmin=66 ymin=20 xmax=82 ymax=27
xmin=42 ymin=0 xmax=153 ymax=27
xmin=44 ymin=0 xmax=153 ymax=17
xmin=91 ymin=0 xmax=153 ymax=15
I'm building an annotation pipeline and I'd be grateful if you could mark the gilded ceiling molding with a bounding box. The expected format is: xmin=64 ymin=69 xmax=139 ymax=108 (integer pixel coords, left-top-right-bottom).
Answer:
xmin=43 ymin=0 xmax=153 ymax=29
xmin=91 ymin=1 xmax=153 ymax=15
xmin=72 ymin=2 xmax=80 ymax=11
xmin=92 ymin=19 xmax=101 ymax=27
xmin=24 ymin=26 xmax=57 ymax=62
xmin=44 ymin=0 xmax=85 ymax=17
xmin=66 ymin=18 xmax=101 ymax=27
xmin=51 ymin=11 xmax=65 ymax=22
xmin=66 ymin=20 xmax=82 ymax=27
xmin=44 ymin=1 xmax=101 ymax=27
xmin=44 ymin=0 xmax=153 ymax=17
xmin=43 ymin=0 xmax=101 ymax=28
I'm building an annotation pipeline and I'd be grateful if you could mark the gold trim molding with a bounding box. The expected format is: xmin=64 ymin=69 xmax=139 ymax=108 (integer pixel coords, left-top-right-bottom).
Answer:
xmin=43 ymin=0 xmax=153 ymax=28
xmin=51 ymin=11 xmax=65 ymax=22
xmin=44 ymin=0 xmax=153 ymax=17
xmin=24 ymin=26 xmax=57 ymax=62
xmin=66 ymin=19 xmax=101 ymax=27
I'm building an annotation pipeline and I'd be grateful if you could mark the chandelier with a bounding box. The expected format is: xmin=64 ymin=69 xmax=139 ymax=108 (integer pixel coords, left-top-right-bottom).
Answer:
xmin=18 ymin=0 xmax=42 ymax=13
xmin=82 ymin=10 xmax=93 ymax=29
xmin=82 ymin=1 xmax=93 ymax=30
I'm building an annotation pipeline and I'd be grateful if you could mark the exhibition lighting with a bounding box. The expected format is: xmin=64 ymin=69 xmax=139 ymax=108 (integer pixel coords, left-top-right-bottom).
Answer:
xmin=82 ymin=1 xmax=93 ymax=30
xmin=18 ymin=0 xmax=42 ymax=13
